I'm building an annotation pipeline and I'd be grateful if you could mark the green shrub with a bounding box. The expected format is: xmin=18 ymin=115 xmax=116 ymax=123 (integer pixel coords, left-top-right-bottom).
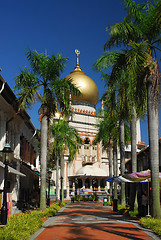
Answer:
xmin=118 ymin=205 xmax=126 ymax=214
xmin=49 ymin=202 xmax=61 ymax=211
xmin=129 ymin=209 xmax=138 ymax=217
xmin=107 ymin=201 xmax=112 ymax=206
xmin=94 ymin=194 xmax=99 ymax=201
xmin=0 ymin=213 xmax=42 ymax=240
xmin=117 ymin=205 xmax=138 ymax=217
xmin=45 ymin=208 xmax=56 ymax=217
xmin=0 ymin=202 xmax=65 ymax=240
xmin=119 ymin=208 xmax=126 ymax=215
xmin=60 ymin=201 xmax=67 ymax=207
xmin=118 ymin=204 xmax=126 ymax=211
xmin=140 ymin=217 xmax=161 ymax=237
xmin=91 ymin=195 xmax=95 ymax=201
xmin=88 ymin=196 xmax=93 ymax=201
xmin=76 ymin=195 xmax=99 ymax=202
xmin=74 ymin=195 xmax=80 ymax=201
xmin=82 ymin=196 xmax=86 ymax=201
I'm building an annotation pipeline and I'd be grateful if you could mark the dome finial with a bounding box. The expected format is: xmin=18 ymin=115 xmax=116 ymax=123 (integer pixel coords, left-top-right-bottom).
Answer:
xmin=74 ymin=49 xmax=81 ymax=71
xmin=75 ymin=49 xmax=80 ymax=66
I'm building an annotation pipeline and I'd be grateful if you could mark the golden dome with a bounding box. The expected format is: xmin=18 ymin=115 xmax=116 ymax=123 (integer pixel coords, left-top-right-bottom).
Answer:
xmin=66 ymin=50 xmax=99 ymax=106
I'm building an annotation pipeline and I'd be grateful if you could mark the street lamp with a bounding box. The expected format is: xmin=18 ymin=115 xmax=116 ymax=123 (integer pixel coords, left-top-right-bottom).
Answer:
xmin=1 ymin=143 xmax=13 ymax=225
xmin=92 ymin=178 xmax=97 ymax=192
xmin=124 ymin=168 xmax=129 ymax=207
xmin=75 ymin=178 xmax=78 ymax=196
xmin=47 ymin=169 xmax=52 ymax=207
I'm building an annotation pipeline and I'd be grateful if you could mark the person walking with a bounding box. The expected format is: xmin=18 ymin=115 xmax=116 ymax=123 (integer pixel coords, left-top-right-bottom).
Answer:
xmin=141 ymin=190 xmax=148 ymax=217
xmin=70 ymin=191 xmax=75 ymax=203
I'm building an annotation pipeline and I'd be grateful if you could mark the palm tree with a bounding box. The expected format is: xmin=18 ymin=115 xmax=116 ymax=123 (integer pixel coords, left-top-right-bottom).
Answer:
xmin=95 ymin=110 xmax=119 ymax=200
xmin=50 ymin=119 xmax=81 ymax=202
xmin=14 ymin=49 xmax=80 ymax=210
xmin=94 ymin=112 xmax=113 ymax=198
xmin=103 ymin=0 xmax=161 ymax=218
xmin=95 ymin=41 xmax=153 ymax=210
xmin=94 ymin=48 xmax=146 ymax=175
xmin=95 ymin=103 xmax=130 ymax=203
xmin=94 ymin=58 xmax=133 ymax=205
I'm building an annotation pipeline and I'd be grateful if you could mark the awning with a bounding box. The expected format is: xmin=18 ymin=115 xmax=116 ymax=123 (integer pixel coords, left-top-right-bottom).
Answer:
xmin=106 ymin=176 xmax=134 ymax=183
xmin=34 ymin=170 xmax=49 ymax=183
xmin=106 ymin=170 xmax=160 ymax=183
xmin=0 ymin=161 xmax=26 ymax=177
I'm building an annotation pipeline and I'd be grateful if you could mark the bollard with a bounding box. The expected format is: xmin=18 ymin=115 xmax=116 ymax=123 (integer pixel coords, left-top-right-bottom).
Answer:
xmin=103 ymin=197 xmax=108 ymax=206
xmin=113 ymin=199 xmax=118 ymax=212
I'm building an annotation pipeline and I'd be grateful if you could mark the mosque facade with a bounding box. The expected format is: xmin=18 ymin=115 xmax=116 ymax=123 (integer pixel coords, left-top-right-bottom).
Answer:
xmin=53 ymin=50 xmax=142 ymax=200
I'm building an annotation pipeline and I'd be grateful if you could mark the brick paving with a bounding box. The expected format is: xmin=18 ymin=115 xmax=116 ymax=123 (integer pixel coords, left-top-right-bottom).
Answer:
xmin=29 ymin=201 xmax=160 ymax=240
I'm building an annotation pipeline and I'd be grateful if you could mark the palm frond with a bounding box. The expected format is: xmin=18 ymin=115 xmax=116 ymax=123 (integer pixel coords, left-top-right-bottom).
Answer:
xmin=14 ymin=68 xmax=40 ymax=110
xmin=154 ymin=0 xmax=161 ymax=25
xmin=16 ymin=85 xmax=38 ymax=110
xmin=105 ymin=20 xmax=140 ymax=49
xmin=26 ymin=49 xmax=48 ymax=77
xmin=14 ymin=67 xmax=39 ymax=89
xmin=94 ymin=51 xmax=120 ymax=71
xmin=54 ymin=78 xmax=81 ymax=116
xmin=123 ymin=0 xmax=145 ymax=23
xmin=46 ymin=54 xmax=68 ymax=81
xmin=50 ymin=119 xmax=81 ymax=162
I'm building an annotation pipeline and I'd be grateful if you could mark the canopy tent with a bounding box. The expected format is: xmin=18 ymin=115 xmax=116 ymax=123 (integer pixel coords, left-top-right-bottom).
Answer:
xmin=106 ymin=176 xmax=135 ymax=183
xmin=106 ymin=170 xmax=160 ymax=183
xmin=106 ymin=169 xmax=154 ymax=216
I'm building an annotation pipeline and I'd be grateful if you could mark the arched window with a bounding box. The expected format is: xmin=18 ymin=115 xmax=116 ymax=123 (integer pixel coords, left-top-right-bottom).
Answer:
xmin=85 ymin=178 xmax=90 ymax=188
xmin=100 ymin=179 xmax=105 ymax=191
xmin=84 ymin=138 xmax=90 ymax=144
xmin=78 ymin=179 xmax=82 ymax=188
xmin=92 ymin=178 xmax=98 ymax=190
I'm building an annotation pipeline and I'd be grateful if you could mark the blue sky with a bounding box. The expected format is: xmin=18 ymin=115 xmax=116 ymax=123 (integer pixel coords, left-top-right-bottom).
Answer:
xmin=0 ymin=0 xmax=158 ymax=146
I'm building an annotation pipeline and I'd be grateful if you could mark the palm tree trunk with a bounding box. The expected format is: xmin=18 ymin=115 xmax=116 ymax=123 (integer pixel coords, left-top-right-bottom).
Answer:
xmin=131 ymin=106 xmax=137 ymax=173
xmin=120 ymin=120 xmax=126 ymax=205
xmin=147 ymin=77 xmax=161 ymax=218
xmin=113 ymin=143 xmax=118 ymax=200
xmin=60 ymin=150 xmax=64 ymax=202
xmin=108 ymin=143 xmax=113 ymax=200
xmin=56 ymin=155 xmax=59 ymax=202
xmin=40 ymin=114 xmax=48 ymax=211
xmin=129 ymin=106 xmax=137 ymax=211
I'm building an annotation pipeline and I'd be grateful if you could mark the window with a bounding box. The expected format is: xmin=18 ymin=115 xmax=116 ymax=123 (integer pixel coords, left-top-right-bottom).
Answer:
xmin=84 ymin=145 xmax=89 ymax=150
xmin=84 ymin=138 xmax=90 ymax=144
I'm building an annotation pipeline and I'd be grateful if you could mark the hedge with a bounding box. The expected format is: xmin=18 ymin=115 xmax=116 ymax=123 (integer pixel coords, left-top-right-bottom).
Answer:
xmin=140 ymin=217 xmax=161 ymax=237
xmin=0 ymin=202 xmax=66 ymax=240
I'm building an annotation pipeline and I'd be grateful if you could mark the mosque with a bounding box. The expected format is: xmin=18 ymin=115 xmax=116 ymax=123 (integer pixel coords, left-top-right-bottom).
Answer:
xmin=53 ymin=49 xmax=142 ymax=200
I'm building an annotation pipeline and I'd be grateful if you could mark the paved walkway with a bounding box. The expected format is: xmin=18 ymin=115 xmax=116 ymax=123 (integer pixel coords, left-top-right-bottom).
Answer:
xmin=29 ymin=201 xmax=160 ymax=240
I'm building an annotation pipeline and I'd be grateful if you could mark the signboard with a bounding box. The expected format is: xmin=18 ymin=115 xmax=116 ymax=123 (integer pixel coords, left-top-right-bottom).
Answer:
xmin=46 ymin=187 xmax=55 ymax=195
xmin=79 ymin=189 xmax=92 ymax=195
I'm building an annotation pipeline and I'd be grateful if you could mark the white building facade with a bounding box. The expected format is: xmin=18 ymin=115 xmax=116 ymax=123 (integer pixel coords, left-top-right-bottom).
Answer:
xmin=0 ymin=75 xmax=40 ymax=214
